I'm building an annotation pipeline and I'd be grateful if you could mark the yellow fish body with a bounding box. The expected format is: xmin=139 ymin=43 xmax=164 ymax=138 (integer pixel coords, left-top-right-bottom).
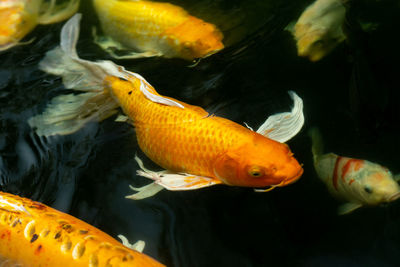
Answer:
xmin=0 ymin=191 xmax=164 ymax=266
xmin=92 ymin=0 xmax=224 ymax=60
xmin=0 ymin=0 xmax=79 ymax=51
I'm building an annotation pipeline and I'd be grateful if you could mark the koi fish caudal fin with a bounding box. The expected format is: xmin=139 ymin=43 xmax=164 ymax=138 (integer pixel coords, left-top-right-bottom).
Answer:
xmin=29 ymin=14 xmax=182 ymax=137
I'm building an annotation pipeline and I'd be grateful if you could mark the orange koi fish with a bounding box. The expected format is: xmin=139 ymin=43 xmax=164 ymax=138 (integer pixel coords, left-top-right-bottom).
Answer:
xmin=310 ymin=128 xmax=400 ymax=215
xmin=29 ymin=14 xmax=304 ymax=199
xmin=0 ymin=191 xmax=164 ymax=266
xmin=0 ymin=0 xmax=79 ymax=51
xmin=92 ymin=0 xmax=224 ymax=60
xmin=289 ymin=0 xmax=346 ymax=61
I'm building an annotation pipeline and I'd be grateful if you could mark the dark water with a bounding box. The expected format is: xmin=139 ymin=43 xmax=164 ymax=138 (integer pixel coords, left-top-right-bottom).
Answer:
xmin=1 ymin=0 xmax=400 ymax=266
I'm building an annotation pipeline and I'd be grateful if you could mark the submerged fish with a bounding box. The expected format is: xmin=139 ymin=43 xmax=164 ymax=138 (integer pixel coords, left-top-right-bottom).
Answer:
xmin=289 ymin=0 xmax=346 ymax=61
xmin=92 ymin=0 xmax=224 ymax=60
xmin=0 ymin=0 xmax=79 ymax=51
xmin=29 ymin=14 xmax=304 ymax=199
xmin=0 ymin=191 xmax=164 ymax=266
xmin=310 ymin=128 xmax=400 ymax=214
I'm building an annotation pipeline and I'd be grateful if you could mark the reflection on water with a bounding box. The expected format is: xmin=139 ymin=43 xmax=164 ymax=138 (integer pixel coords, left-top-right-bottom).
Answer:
xmin=1 ymin=0 xmax=400 ymax=266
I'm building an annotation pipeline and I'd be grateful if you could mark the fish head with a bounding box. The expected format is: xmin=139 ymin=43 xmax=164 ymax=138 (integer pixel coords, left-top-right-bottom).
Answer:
xmin=356 ymin=164 xmax=400 ymax=205
xmin=213 ymin=133 xmax=303 ymax=188
xmin=165 ymin=16 xmax=224 ymax=60
xmin=294 ymin=25 xmax=343 ymax=62
xmin=0 ymin=2 xmax=38 ymax=50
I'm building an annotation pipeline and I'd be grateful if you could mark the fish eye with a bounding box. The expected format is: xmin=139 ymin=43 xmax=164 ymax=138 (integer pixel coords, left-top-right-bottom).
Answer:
xmin=248 ymin=166 xmax=264 ymax=178
xmin=364 ymin=186 xmax=373 ymax=194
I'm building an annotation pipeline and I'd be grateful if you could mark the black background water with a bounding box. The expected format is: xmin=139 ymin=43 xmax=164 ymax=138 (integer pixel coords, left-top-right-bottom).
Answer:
xmin=1 ymin=0 xmax=400 ymax=266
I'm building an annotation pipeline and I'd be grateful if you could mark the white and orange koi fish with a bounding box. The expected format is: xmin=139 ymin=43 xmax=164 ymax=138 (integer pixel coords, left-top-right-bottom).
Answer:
xmin=289 ymin=0 xmax=346 ymax=61
xmin=0 ymin=0 xmax=79 ymax=51
xmin=310 ymin=128 xmax=400 ymax=215
xmin=0 ymin=191 xmax=164 ymax=266
xmin=92 ymin=0 xmax=224 ymax=60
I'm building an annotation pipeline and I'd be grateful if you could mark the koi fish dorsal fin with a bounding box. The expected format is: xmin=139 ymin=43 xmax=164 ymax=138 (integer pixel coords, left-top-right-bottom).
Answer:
xmin=122 ymin=70 xmax=184 ymax=108
xmin=256 ymin=91 xmax=304 ymax=143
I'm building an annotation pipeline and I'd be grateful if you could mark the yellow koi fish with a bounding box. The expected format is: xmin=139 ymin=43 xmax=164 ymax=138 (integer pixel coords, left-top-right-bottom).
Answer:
xmin=310 ymin=128 xmax=400 ymax=215
xmin=92 ymin=0 xmax=224 ymax=60
xmin=289 ymin=0 xmax=346 ymax=61
xmin=0 ymin=0 xmax=80 ymax=51
xmin=0 ymin=191 xmax=164 ymax=266
xmin=29 ymin=14 xmax=304 ymax=199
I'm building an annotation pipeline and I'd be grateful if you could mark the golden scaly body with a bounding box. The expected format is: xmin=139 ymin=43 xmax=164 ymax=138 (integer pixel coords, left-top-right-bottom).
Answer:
xmin=106 ymin=77 xmax=294 ymax=186
xmin=93 ymin=0 xmax=224 ymax=59
xmin=0 ymin=191 xmax=164 ymax=266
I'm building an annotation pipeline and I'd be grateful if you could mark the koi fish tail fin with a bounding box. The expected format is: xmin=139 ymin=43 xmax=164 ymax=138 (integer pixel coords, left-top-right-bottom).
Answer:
xmin=29 ymin=14 xmax=123 ymax=136
xmin=309 ymin=127 xmax=324 ymax=163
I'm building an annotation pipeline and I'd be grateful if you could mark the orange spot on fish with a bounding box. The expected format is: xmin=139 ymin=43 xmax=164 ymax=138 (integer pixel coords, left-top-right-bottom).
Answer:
xmin=348 ymin=179 xmax=355 ymax=185
xmin=34 ymin=244 xmax=43 ymax=255
xmin=341 ymin=159 xmax=364 ymax=181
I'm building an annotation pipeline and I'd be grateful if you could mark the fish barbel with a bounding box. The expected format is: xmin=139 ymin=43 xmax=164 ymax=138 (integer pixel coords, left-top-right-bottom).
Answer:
xmin=0 ymin=0 xmax=79 ymax=51
xmin=92 ymin=0 xmax=224 ymax=60
xmin=0 ymin=191 xmax=164 ymax=266
xmin=29 ymin=14 xmax=304 ymax=199
xmin=310 ymin=128 xmax=400 ymax=214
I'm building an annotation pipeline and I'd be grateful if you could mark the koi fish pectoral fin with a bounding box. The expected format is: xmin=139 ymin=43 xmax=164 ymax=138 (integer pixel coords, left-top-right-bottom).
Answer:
xmin=92 ymin=27 xmax=163 ymax=59
xmin=338 ymin=202 xmax=363 ymax=215
xmin=126 ymin=183 xmax=165 ymax=200
xmin=117 ymin=235 xmax=145 ymax=252
xmin=256 ymin=91 xmax=304 ymax=143
xmin=92 ymin=27 xmax=126 ymax=51
xmin=107 ymin=50 xmax=163 ymax=60
xmin=126 ymin=155 xmax=222 ymax=200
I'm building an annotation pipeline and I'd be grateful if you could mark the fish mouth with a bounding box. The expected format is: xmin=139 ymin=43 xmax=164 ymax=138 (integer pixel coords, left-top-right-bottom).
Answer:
xmin=254 ymin=168 xmax=304 ymax=193
xmin=280 ymin=167 xmax=304 ymax=186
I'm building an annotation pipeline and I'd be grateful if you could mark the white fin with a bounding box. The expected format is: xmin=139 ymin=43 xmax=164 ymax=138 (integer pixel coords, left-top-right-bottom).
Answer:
xmin=118 ymin=235 xmax=146 ymax=252
xmin=126 ymin=155 xmax=221 ymax=199
xmin=115 ymin=114 xmax=129 ymax=122
xmin=256 ymin=91 xmax=304 ymax=143
xmin=338 ymin=202 xmax=363 ymax=215
xmin=126 ymin=183 xmax=165 ymax=200
xmin=0 ymin=195 xmax=31 ymax=215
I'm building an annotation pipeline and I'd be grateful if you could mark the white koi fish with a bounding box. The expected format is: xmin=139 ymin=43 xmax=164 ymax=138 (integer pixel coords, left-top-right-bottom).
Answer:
xmin=310 ymin=128 xmax=400 ymax=214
